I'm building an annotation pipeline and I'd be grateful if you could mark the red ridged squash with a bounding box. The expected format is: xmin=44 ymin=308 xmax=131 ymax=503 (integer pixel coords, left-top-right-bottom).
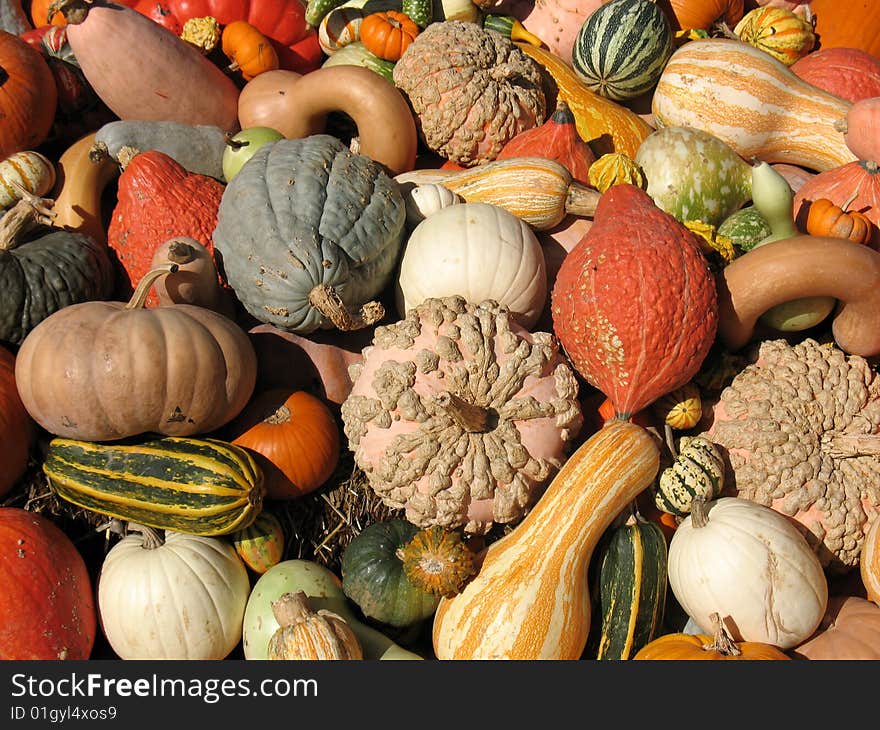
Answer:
xmin=107 ymin=150 xmax=224 ymax=306
xmin=551 ymin=184 xmax=718 ymax=419
xmin=791 ymin=47 xmax=880 ymax=103
xmin=0 ymin=508 xmax=96 ymax=659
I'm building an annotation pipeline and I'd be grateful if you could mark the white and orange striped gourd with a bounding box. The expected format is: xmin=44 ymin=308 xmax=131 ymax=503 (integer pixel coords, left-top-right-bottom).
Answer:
xmin=394 ymin=157 xmax=601 ymax=231
xmin=432 ymin=419 xmax=660 ymax=660
xmin=652 ymin=39 xmax=857 ymax=172
xmin=862 ymin=517 xmax=880 ymax=606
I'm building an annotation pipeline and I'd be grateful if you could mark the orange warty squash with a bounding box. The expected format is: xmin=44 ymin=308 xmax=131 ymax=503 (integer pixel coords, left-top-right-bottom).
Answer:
xmin=0 ymin=30 xmax=57 ymax=160
xmin=228 ymin=389 xmax=341 ymax=500
xmin=222 ymin=20 xmax=280 ymax=81
xmin=359 ymin=10 xmax=418 ymax=63
xmin=551 ymin=184 xmax=718 ymax=420
xmin=497 ymin=99 xmax=596 ymax=185
xmin=791 ymin=47 xmax=880 ymax=103
xmin=0 ymin=346 xmax=34 ymax=498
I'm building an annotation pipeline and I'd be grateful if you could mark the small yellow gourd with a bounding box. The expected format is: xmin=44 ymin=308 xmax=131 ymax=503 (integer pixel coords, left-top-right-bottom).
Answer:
xmin=653 ymin=382 xmax=702 ymax=430
xmin=733 ymin=6 xmax=815 ymax=67
xmin=266 ymin=591 xmax=363 ymax=660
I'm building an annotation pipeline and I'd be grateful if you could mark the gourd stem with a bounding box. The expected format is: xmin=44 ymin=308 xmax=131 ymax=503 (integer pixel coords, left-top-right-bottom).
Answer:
xmin=308 ymin=283 xmax=384 ymax=331
xmin=690 ymin=495 xmax=709 ymax=528
xmin=434 ymin=392 xmax=493 ymax=433
xmin=0 ymin=190 xmax=56 ymax=250
xmin=125 ymin=264 xmax=180 ymax=310
xmin=703 ymin=612 xmax=742 ymax=656
xmin=564 ymin=182 xmax=600 ymax=218
xmin=47 ymin=0 xmax=91 ymax=25
xmin=165 ymin=239 xmax=198 ymax=265
xmin=116 ymin=146 xmax=141 ymax=171
xmin=266 ymin=405 xmax=291 ymax=425
xmin=841 ymin=175 xmax=865 ymax=214
xmin=822 ymin=432 xmax=880 ymax=458
xmin=225 ymin=133 xmax=249 ymax=151
xmin=270 ymin=591 xmax=312 ymax=628
xmin=134 ymin=524 xmax=165 ymax=550
xmin=664 ymin=423 xmax=678 ymax=459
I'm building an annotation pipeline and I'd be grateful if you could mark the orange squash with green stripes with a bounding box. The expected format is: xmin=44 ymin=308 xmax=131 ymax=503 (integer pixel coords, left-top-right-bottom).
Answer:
xmin=43 ymin=436 xmax=264 ymax=536
xmin=431 ymin=419 xmax=660 ymax=660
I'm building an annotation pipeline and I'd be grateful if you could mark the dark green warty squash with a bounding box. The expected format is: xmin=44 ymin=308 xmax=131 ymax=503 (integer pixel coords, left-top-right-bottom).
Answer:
xmin=212 ymin=135 xmax=406 ymax=335
xmin=0 ymin=198 xmax=114 ymax=345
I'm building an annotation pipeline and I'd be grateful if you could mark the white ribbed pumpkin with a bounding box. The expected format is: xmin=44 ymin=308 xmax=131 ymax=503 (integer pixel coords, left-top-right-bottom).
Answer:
xmin=97 ymin=527 xmax=251 ymax=660
xmin=395 ymin=202 xmax=547 ymax=330
xmin=668 ymin=497 xmax=828 ymax=650
xmin=404 ymin=183 xmax=462 ymax=229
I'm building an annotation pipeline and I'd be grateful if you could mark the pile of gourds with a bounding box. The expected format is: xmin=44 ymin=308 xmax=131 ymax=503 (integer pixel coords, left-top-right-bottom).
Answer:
xmin=2 ymin=0 xmax=880 ymax=662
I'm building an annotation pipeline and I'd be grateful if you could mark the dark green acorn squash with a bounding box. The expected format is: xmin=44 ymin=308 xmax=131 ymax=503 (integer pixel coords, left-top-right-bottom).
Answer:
xmin=0 ymin=197 xmax=114 ymax=345
xmin=212 ymin=134 xmax=406 ymax=335
xmin=341 ymin=519 xmax=441 ymax=628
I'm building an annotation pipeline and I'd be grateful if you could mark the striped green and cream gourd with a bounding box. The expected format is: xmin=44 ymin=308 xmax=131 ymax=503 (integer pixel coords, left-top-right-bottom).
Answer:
xmin=653 ymin=436 xmax=725 ymax=517
xmin=572 ymin=0 xmax=673 ymax=101
xmin=594 ymin=515 xmax=667 ymax=661
xmin=651 ymin=38 xmax=857 ymax=172
xmin=432 ymin=419 xmax=660 ymax=660
xmin=43 ymin=436 xmax=264 ymax=536
xmin=0 ymin=150 xmax=56 ymax=210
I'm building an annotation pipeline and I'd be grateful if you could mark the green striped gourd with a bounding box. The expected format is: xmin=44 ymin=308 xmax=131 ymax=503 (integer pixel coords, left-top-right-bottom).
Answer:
xmin=572 ymin=0 xmax=673 ymax=101
xmin=594 ymin=515 xmax=667 ymax=660
xmin=652 ymin=39 xmax=857 ymax=172
xmin=653 ymin=436 xmax=725 ymax=517
xmin=44 ymin=436 xmax=264 ymax=536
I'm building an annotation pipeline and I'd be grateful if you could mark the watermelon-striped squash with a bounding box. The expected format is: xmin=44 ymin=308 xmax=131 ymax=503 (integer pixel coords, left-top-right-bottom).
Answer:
xmin=653 ymin=436 xmax=725 ymax=517
xmin=572 ymin=0 xmax=673 ymax=101
xmin=43 ymin=437 xmax=264 ymax=537
xmin=594 ymin=514 xmax=667 ymax=660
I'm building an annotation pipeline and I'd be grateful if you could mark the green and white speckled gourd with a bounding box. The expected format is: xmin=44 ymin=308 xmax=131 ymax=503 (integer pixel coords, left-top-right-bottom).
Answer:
xmin=749 ymin=160 xmax=836 ymax=331
xmin=212 ymin=135 xmax=406 ymax=334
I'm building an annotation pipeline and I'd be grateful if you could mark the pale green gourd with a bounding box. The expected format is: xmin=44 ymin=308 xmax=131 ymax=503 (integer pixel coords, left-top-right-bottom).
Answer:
xmin=750 ymin=161 xmax=836 ymax=331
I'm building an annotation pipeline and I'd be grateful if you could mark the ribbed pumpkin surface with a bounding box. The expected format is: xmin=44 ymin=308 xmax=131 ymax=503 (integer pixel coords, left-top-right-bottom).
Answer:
xmin=551 ymin=184 xmax=718 ymax=419
xmin=572 ymin=0 xmax=673 ymax=101
xmin=44 ymin=436 xmax=264 ymax=536
xmin=107 ymin=150 xmax=224 ymax=305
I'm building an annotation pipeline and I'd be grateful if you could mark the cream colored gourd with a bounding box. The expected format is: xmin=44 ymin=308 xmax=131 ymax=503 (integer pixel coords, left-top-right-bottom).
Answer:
xmin=432 ymin=419 xmax=660 ymax=660
xmin=395 ymin=157 xmax=601 ymax=231
xmin=404 ymin=183 xmax=462 ymax=228
xmin=396 ymin=202 xmax=547 ymax=330
xmin=652 ymin=39 xmax=856 ymax=172
xmin=0 ymin=151 xmax=56 ymax=210
xmin=97 ymin=526 xmax=251 ymax=660
xmin=667 ymin=497 xmax=828 ymax=650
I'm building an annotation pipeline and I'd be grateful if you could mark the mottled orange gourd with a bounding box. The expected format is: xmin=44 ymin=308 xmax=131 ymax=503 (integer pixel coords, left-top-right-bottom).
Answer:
xmin=551 ymin=184 xmax=718 ymax=419
xmin=107 ymin=150 xmax=224 ymax=305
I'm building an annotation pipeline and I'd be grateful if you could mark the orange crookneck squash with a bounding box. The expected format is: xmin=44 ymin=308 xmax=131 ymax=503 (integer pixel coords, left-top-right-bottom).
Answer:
xmin=227 ymin=389 xmax=341 ymax=500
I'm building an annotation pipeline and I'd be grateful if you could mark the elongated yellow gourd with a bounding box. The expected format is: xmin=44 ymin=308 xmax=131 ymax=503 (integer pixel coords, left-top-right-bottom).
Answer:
xmin=652 ymin=39 xmax=856 ymax=172
xmin=432 ymin=419 xmax=660 ymax=660
xmin=394 ymin=157 xmax=600 ymax=231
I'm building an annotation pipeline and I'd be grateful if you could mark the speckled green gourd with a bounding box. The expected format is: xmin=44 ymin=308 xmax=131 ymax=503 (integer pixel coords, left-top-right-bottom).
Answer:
xmin=212 ymin=135 xmax=406 ymax=334
xmin=634 ymin=126 xmax=753 ymax=227
xmin=717 ymin=205 xmax=772 ymax=253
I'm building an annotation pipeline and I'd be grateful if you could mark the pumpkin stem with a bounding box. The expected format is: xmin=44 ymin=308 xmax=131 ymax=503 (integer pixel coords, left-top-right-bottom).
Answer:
xmin=88 ymin=141 xmax=110 ymax=165
xmin=821 ymin=432 xmax=880 ymax=458
xmin=841 ymin=174 xmax=866 ymax=214
xmin=703 ymin=612 xmax=742 ymax=656
xmin=564 ymin=181 xmax=600 ymax=219
xmin=0 ymin=187 xmax=57 ymax=251
xmin=165 ymin=239 xmax=198 ymax=265
xmin=308 ymin=283 xmax=384 ymax=331
xmin=833 ymin=118 xmax=848 ymax=134
xmin=131 ymin=524 xmax=165 ymax=550
xmin=116 ymin=146 xmax=141 ymax=171
xmin=664 ymin=423 xmax=678 ymax=459
xmin=689 ymin=495 xmax=709 ymax=528
xmin=270 ymin=591 xmax=313 ymax=628
xmin=433 ymin=391 xmax=494 ymax=433
xmin=47 ymin=0 xmax=91 ymax=25
xmin=125 ymin=264 xmax=181 ymax=310
xmin=266 ymin=405 xmax=291 ymax=425
xmin=715 ymin=21 xmax=740 ymax=40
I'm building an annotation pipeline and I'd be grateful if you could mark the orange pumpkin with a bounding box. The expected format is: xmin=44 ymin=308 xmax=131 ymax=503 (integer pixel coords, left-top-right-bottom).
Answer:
xmin=222 ymin=20 xmax=280 ymax=81
xmin=661 ymin=0 xmax=745 ymax=31
xmin=634 ymin=612 xmax=791 ymax=660
xmin=359 ymin=10 xmax=419 ymax=62
xmin=0 ymin=30 xmax=58 ymax=160
xmin=806 ymin=196 xmax=875 ymax=245
xmin=30 ymin=0 xmax=72 ymax=26
xmin=228 ymin=389 xmax=340 ymax=500
xmin=807 ymin=0 xmax=880 ymax=60
xmin=0 ymin=346 xmax=34 ymax=498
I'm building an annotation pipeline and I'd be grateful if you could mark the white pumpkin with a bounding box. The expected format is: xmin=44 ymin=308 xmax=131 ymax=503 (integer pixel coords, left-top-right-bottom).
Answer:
xmin=97 ymin=526 xmax=251 ymax=660
xmin=668 ymin=497 xmax=828 ymax=650
xmin=404 ymin=183 xmax=462 ymax=229
xmin=395 ymin=202 xmax=548 ymax=330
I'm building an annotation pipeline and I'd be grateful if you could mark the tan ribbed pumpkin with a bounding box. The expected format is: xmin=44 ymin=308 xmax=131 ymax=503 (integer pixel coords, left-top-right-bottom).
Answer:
xmin=432 ymin=419 xmax=660 ymax=660
xmin=266 ymin=591 xmax=363 ymax=660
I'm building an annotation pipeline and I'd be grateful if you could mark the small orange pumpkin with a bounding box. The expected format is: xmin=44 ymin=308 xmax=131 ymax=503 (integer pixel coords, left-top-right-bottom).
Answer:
xmin=221 ymin=20 xmax=280 ymax=81
xmin=228 ymin=389 xmax=340 ymax=500
xmin=806 ymin=196 xmax=875 ymax=246
xmin=359 ymin=10 xmax=419 ymax=62
xmin=634 ymin=612 xmax=791 ymax=660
